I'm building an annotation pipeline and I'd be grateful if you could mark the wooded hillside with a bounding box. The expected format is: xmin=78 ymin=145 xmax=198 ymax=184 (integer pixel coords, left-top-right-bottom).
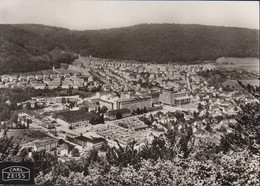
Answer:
xmin=0 ymin=23 xmax=258 ymax=74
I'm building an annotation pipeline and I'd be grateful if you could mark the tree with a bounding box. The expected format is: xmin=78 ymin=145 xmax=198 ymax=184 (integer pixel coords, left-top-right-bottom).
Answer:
xmin=205 ymin=123 xmax=212 ymax=132
xmin=26 ymin=119 xmax=31 ymax=129
xmin=0 ymin=104 xmax=11 ymax=121
xmin=0 ymin=135 xmax=21 ymax=162
xmin=193 ymin=111 xmax=198 ymax=118
xmin=61 ymin=97 xmax=66 ymax=104
xmin=238 ymin=81 xmax=260 ymax=99
xmin=100 ymin=114 xmax=105 ymax=124
xmin=136 ymin=108 xmax=141 ymax=115
xmin=71 ymin=148 xmax=80 ymax=157
xmin=10 ymin=112 xmax=18 ymax=124
xmin=116 ymin=112 xmax=122 ymax=119
xmin=26 ymin=102 xmax=31 ymax=110
xmin=219 ymin=102 xmax=260 ymax=154
xmin=67 ymin=87 xmax=73 ymax=96
xmin=100 ymin=106 xmax=108 ymax=113
xmin=106 ymin=140 xmax=139 ymax=168
xmin=177 ymin=126 xmax=194 ymax=158
xmin=197 ymin=103 xmax=203 ymax=111
xmin=32 ymin=150 xmax=58 ymax=176
xmin=143 ymin=106 xmax=147 ymax=113
xmin=139 ymin=135 xmax=168 ymax=161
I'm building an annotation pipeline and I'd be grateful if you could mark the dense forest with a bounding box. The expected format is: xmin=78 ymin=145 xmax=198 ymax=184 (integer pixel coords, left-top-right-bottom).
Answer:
xmin=0 ymin=23 xmax=259 ymax=74
xmin=0 ymin=25 xmax=77 ymax=75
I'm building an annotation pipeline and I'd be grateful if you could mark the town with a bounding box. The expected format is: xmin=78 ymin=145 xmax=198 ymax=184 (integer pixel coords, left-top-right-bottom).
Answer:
xmin=0 ymin=1 xmax=259 ymax=184
xmin=0 ymin=55 xmax=258 ymax=161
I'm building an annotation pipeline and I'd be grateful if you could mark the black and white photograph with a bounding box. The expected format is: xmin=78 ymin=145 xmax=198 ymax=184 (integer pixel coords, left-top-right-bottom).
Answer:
xmin=0 ymin=0 xmax=259 ymax=185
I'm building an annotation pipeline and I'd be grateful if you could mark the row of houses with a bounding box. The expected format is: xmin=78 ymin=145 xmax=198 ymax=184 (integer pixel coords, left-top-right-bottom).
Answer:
xmin=0 ymin=73 xmax=94 ymax=90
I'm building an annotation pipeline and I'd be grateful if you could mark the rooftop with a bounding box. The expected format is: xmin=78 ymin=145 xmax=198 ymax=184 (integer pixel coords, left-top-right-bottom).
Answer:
xmin=34 ymin=138 xmax=58 ymax=147
xmin=56 ymin=110 xmax=99 ymax=123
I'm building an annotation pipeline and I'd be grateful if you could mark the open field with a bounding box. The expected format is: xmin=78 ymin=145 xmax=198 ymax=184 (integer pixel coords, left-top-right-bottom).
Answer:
xmin=55 ymin=68 xmax=81 ymax=75
xmin=239 ymin=79 xmax=259 ymax=87
xmin=216 ymin=57 xmax=259 ymax=75
xmin=223 ymin=79 xmax=259 ymax=89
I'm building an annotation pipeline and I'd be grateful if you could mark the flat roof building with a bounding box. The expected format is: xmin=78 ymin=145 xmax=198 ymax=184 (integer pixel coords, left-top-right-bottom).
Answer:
xmin=55 ymin=110 xmax=100 ymax=128
xmin=159 ymin=90 xmax=191 ymax=106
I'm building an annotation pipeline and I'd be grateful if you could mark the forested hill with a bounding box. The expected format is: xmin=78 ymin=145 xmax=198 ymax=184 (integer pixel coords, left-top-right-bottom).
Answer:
xmin=59 ymin=24 xmax=259 ymax=63
xmin=0 ymin=23 xmax=259 ymax=74
xmin=0 ymin=24 xmax=77 ymax=75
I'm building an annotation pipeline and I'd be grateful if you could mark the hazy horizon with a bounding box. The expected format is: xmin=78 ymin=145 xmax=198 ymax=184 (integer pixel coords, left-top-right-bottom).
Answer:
xmin=1 ymin=22 xmax=260 ymax=32
xmin=0 ymin=1 xmax=259 ymax=30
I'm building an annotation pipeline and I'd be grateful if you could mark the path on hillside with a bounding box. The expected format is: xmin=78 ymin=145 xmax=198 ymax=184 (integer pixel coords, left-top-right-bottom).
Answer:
xmin=53 ymin=66 xmax=61 ymax=74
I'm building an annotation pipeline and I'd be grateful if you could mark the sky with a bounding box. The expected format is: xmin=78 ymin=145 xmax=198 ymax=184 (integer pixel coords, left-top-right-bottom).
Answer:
xmin=0 ymin=0 xmax=259 ymax=30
